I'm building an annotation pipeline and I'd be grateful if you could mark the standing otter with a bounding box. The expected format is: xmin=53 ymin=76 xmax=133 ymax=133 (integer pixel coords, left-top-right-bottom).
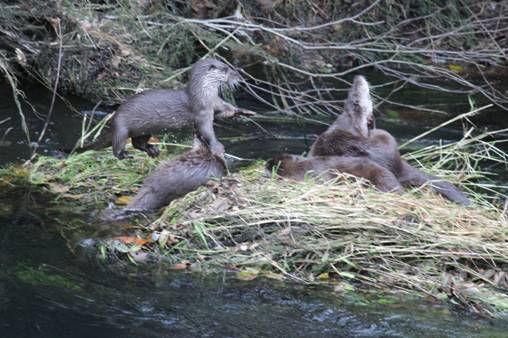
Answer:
xmin=309 ymin=75 xmax=470 ymax=205
xmin=266 ymin=154 xmax=404 ymax=193
xmin=125 ymin=135 xmax=226 ymax=211
xmin=75 ymin=58 xmax=255 ymax=159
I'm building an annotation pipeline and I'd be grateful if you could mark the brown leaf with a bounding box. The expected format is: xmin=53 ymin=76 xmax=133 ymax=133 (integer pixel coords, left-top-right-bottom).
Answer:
xmin=171 ymin=263 xmax=189 ymax=270
xmin=114 ymin=236 xmax=149 ymax=246
xmin=48 ymin=182 xmax=70 ymax=194
xmin=62 ymin=193 xmax=85 ymax=200
xmin=115 ymin=195 xmax=133 ymax=205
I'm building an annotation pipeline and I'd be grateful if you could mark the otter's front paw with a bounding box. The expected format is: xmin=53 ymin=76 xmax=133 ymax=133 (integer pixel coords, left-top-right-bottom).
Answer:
xmin=235 ymin=109 xmax=256 ymax=117
xmin=116 ymin=150 xmax=131 ymax=160
xmin=210 ymin=142 xmax=225 ymax=157
xmin=146 ymin=145 xmax=160 ymax=158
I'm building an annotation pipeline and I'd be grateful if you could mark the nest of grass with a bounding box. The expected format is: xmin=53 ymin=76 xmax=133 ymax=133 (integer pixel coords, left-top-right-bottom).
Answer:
xmin=1 ymin=126 xmax=506 ymax=317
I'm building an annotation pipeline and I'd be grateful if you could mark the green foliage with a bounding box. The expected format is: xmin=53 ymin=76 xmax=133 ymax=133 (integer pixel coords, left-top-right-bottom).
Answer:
xmin=15 ymin=265 xmax=82 ymax=291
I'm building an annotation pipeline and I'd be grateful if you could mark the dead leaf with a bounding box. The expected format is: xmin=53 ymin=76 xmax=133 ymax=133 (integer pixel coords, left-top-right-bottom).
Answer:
xmin=114 ymin=236 xmax=149 ymax=246
xmin=115 ymin=195 xmax=133 ymax=205
xmin=236 ymin=269 xmax=259 ymax=281
xmin=448 ymin=64 xmax=464 ymax=74
xmin=171 ymin=262 xmax=189 ymax=270
xmin=131 ymin=252 xmax=149 ymax=262
xmin=318 ymin=272 xmax=330 ymax=281
xmin=48 ymin=182 xmax=70 ymax=194
xmin=61 ymin=193 xmax=85 ymax=200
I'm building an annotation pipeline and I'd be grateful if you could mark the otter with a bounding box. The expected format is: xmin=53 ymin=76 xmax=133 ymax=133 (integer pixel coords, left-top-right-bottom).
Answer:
xmin=309 ymin=75 xmax=470 ymax=205
xmin=74 ymin=58 xmax=255 ymax=159
xmin=125 ymin=135 xmax=226 ymax=211
xmin=266 ymin=154 xmax=404 ymax=193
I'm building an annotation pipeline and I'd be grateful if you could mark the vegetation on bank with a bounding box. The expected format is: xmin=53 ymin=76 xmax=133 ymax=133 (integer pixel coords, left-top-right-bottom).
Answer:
xmin=1 ymin=120 xmax=508 ymax=317
xmin=1 ymin=0 xmax=507 ymax=113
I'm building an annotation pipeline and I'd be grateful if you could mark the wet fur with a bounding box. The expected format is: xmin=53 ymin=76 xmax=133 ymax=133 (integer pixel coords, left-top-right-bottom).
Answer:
xmin=266 ymin=154 xmax=403 ymax=193
xmin=77 ymin=58 xmax=248 ymax=159
xmin=126 ymin=138 xmax=226 ymax=211
xmin=309 ymin=75 xmax=470 ymax=205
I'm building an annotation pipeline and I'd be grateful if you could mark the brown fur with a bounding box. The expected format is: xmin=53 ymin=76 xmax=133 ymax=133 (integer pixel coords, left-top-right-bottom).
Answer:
xmin=125 ymin=136 xmax=226 ymax=211
xmin=309 ymin=75 xmax=470 ymax=205
xmin=76 ymin=58 xmax=254 ymax=159
xmin=266 ymin=154 xmax=403 ymax=193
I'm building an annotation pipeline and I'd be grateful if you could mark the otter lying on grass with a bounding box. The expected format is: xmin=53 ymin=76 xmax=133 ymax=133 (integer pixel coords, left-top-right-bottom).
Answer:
xmin=125 ymin=135 xmax=226 ymax=211
xmin=269 ymin=75 xmax=470 ymax=205
xmin=99 ymin=135 xmax=226 ymax=220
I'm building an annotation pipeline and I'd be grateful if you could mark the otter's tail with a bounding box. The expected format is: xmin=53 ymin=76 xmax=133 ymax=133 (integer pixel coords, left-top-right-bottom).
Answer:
xmin=63 ymin=129 xmax=113 ymax=154
xmin=62 ymin=111 xmax=116 ymax=154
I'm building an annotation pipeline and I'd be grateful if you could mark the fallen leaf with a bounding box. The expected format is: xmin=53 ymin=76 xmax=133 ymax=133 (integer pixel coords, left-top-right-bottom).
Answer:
xmin=236 ymin=269 xmax=259 ymax=281
xmin=48 ymin=182 xmax=70 ymax=194
xmin=317 ymin=272 xmax=329 ymax=281
xmin=131 ymin=252 xmax=149 ymax=262
xmin=448 ymin=64 xmax=464 ymax=73
xmin=62 ymin=193 xmax=85 ymax=200
xmin=114 ymin=236 xmax=149 ymax=246
xmin=115 ymin=195 xmax=133 ymax=205
xmin=171 ymin=263 xmax=189 ymax=270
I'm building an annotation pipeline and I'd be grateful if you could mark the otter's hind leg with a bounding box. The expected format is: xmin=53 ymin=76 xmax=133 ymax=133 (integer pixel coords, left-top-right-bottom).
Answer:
xmin=112 ymin=126 xmax=130 ymax=159
xmin=363 ymin=163 xmax=404 ymax=193
xmin=346 ymin=159 xmax=403 ymax=193
xmin=329 ymin=157 xmax=403 ymax=193
xmin=132 ymin=135 xmax=160 ymax=158
xmin=398 ymin=161 xmax=470 ymax=205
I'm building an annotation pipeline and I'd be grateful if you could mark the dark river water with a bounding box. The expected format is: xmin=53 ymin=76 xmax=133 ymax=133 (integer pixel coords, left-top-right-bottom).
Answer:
xmin=1 ymin=80 xmax=507 ymax=337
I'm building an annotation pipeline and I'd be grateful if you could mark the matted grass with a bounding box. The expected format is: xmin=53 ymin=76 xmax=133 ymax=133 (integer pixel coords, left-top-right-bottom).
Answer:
xmin=1 ymin=128 xmax=508 ymax=317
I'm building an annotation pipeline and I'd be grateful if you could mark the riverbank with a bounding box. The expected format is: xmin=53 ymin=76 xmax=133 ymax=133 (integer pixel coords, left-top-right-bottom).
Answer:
xmin=1 ymin=0 xmax=507 ymax=112
xmin=1 ymin=127 xmax=507 ymax=318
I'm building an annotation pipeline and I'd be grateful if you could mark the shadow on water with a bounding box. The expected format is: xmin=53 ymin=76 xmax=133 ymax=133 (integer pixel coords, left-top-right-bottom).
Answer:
xmin=1 ymin=80 xmax=508 ymax=337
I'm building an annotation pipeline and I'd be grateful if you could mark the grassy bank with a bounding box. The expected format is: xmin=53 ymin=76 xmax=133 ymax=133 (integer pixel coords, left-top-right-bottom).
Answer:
xmin=1 ymin=127 xmax=507 ymax=318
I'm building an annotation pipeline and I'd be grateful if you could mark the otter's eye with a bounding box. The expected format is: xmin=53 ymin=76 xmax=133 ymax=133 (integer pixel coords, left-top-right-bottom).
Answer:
xmin=208 ymin=64 xmax=217 ymax=71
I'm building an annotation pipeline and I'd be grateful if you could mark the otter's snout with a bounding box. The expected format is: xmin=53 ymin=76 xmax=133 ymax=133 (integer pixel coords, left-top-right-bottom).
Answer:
xmin=227 ymin=69 xmax=243 ymax=87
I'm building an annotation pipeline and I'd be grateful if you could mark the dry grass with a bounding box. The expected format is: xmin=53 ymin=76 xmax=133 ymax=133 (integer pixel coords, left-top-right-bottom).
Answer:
xmin=1 ymin=110 xmax=507 ymax=317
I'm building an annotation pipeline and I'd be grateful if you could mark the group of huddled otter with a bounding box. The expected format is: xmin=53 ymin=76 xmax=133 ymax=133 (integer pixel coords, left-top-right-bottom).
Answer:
xmin=80 ymin=58 xmax=469 ymax=215
xmin=266 ymin=75 xmax=470 ymax=205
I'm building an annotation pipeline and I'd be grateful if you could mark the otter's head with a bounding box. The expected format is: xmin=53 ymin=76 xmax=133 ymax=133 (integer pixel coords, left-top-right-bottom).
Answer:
xmin=188 ymin=58 xmax=242 ymax=92
xmin=340 ymin=75 xmax=375 ymax=137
